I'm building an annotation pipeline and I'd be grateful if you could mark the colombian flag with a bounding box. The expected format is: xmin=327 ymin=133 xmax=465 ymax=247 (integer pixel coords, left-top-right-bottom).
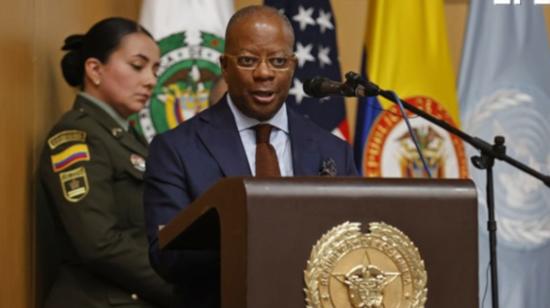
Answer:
xmin=354 ymin=0 xmax=467 ymax=179
xmin=51 ymin=144 xmax=90 ymax=172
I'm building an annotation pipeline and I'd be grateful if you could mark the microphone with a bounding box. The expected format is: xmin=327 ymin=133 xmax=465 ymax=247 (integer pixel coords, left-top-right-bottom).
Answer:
xmin=302 ymin=77 xmax=355 ymax=98
xmin=302 ymin=76 xmax=380 ymax=98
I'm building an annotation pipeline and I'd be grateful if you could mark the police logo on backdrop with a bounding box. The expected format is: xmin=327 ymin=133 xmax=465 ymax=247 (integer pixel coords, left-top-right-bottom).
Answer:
xmin=462 ymin=87 xmax=550 ymax=249
xmin=362 ymin=96 xmax=468 ymax=178
xmin=132 ymin=30 xmax=225 ymax=142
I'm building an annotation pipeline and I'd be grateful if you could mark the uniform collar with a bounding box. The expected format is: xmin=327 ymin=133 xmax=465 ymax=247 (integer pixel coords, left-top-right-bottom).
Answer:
xmin=79 ymin=92 xmax=129 ymax=131
xmin=74 ymin=94 xmax=147 ymax=157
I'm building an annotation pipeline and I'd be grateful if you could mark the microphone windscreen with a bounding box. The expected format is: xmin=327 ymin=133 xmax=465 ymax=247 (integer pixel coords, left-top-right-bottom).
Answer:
xmin=303 ymin=77 xmax=323 ymax=97
xmin=302 ymin=77 xmax=338 ymax=98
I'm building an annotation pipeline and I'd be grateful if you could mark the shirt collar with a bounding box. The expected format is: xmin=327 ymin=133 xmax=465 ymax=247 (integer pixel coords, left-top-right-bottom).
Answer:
xmin=226 ymin=94 xmax=289 ymax=133
xmin=79 ymin=92 xmax=129 ymax=131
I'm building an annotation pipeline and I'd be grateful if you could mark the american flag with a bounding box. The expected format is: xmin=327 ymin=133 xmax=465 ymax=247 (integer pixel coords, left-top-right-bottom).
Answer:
xmin=265 ymin=0 xmax=349 ymax=140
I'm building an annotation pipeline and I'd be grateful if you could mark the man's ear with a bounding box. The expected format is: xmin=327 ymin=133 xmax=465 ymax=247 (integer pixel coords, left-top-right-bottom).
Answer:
xmin=219 ymin=55 xmax=228 ymax=70
xmin=219 ymin=55 xmax=229 ymax=79
xmin=84 ymin=58 xmax=103 ymax=86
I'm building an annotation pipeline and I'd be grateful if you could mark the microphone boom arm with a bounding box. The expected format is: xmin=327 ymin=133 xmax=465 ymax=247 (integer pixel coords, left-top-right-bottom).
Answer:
xmin=344 ymin=71 xmax=550 ymax=187
xmin=345 ymin=71 xmax=550 ymax=308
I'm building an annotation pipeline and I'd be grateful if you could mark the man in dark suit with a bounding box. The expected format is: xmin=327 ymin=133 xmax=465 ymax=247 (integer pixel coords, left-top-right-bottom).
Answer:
xmin=143 ymin=5 xmax=357 ymax=307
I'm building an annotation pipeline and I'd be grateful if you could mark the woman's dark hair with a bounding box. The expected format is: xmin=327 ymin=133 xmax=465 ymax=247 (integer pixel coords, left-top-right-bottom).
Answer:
xmin=60 ymin=17 xmax=154 ymax=87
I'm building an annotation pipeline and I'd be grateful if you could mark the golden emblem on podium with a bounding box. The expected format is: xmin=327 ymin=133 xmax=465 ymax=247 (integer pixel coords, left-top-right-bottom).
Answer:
xmin=304 ymin=222 xmax=428 ymax=308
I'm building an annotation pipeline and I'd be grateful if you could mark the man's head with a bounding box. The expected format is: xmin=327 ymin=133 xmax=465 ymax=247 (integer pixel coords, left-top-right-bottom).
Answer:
xmin=220 ymin=6 xmax=296 ymax=121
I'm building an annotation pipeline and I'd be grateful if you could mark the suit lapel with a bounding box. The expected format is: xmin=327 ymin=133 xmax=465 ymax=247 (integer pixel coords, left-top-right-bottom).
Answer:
xmin=75 ymin=96 xmax=148 ymax=158
xmin=288 ymin=109 xmax=321 ymax=176
xmin=196 ymin=97 xmax=251 ymax=177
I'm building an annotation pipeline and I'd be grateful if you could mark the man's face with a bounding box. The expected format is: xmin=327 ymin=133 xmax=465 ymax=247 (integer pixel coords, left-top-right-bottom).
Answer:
xmin=221 ymin=14 xmax=296 ymax=121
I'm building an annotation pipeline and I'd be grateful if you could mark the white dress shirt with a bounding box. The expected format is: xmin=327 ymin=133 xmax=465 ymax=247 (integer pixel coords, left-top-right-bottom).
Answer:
xmin=226 ymin=95 xmax=294 ymax=176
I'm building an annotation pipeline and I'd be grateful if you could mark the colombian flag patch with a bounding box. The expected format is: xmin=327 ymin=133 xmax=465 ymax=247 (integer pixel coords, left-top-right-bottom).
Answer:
xmin=51 ymin=144 xmax=90 ymax=172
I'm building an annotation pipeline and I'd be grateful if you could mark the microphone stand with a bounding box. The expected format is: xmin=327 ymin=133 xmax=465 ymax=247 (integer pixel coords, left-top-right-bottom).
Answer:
xmin=344 ymin=72 xmax=550 ymax=308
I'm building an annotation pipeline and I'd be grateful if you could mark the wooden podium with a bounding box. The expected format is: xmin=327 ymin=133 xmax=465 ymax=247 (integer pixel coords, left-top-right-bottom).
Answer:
xmin=159 ymin=177 xmax=478 ymax=307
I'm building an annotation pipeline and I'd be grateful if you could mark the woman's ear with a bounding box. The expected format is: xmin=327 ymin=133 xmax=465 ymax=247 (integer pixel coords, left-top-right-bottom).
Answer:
xmin=84 ymin=57 xmax=103 ymax=86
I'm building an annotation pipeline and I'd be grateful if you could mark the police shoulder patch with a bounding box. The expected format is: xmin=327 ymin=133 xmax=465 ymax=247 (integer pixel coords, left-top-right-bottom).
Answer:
xmin=48 ymin=130 xmax=87 ymax=150
xmin=59 ymin=166 xmax=89 ymax=203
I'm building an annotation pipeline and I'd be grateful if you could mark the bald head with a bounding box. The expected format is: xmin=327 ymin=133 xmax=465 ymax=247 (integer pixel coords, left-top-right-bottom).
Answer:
xmin=224 ymin=5 xmax=295 ymax=53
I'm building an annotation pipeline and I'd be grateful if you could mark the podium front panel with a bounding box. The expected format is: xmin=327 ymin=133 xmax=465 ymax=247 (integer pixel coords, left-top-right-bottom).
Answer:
xmin=242 ymin=178 xmax=477 ymax=308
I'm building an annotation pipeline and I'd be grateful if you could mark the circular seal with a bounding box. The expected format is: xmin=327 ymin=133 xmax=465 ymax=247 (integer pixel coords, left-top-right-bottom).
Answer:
xmin=130 ymin=30 xmax=225 ymax=142
xmin=362 ymin=96 xmax=468 ymax=179
xmin=304 ymin=222 xmax=428 ymax=308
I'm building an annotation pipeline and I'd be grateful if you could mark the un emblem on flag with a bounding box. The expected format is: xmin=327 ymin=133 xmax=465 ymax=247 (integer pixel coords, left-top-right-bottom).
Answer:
xmin=463 ymin=88 xmax=550 ymax=249
xmin=130 ymin=30 xmax=225 ymax=142
xmin=304 ymin=222 xmax=428 ymax=308
xmin=362 ymin=96 xmax=468 ymax=179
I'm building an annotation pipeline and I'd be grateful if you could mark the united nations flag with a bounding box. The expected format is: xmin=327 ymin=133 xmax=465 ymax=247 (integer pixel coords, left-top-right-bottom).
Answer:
xmin=459 ymin=2 xmax=550 ymax=307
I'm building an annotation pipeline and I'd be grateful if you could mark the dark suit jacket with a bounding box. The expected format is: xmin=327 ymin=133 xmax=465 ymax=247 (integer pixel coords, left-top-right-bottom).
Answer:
xmin=38 ymin=95 xmax=172 ymax=308
xmin=143 ymin=96 xmax=357 ymax=307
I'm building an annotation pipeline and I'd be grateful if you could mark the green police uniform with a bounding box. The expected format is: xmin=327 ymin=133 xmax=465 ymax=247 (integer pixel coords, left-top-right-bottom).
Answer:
xmin=38 ymin=94 xmax=172 ymax=308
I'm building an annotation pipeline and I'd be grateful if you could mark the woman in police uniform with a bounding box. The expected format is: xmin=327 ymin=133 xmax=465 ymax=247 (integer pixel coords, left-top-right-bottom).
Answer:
xmin=38 ymin=17 xmax=171 ymax=307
